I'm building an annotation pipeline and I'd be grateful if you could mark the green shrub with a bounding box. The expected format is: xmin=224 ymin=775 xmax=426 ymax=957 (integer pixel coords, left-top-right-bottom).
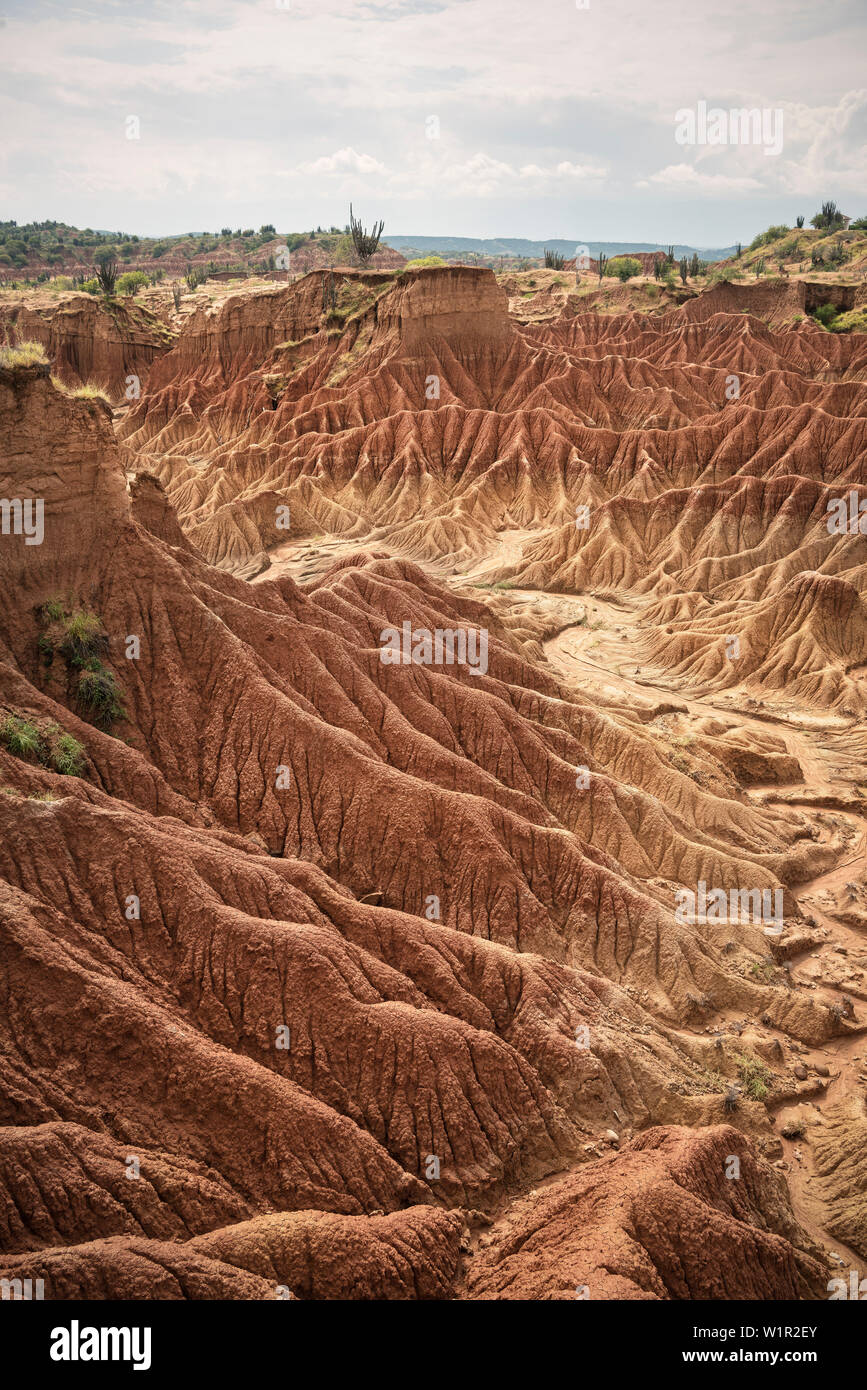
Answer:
xmin=813 ymin=303 xmax=838 ymax=327
xmin=79 ymin=278 xmax=99 ymax=294
xmin=830 ymin=307 xmax=867 ymax=333
xmin=749 ymin=224 xmax=789 ymax=249
xmin=116 ymin=271 xmax=149 ymax=296
xmin=48 ymin=729 xmax=86 ymax=776
xmin=0 ymin=714 xmax=44 ymax=761
xmin=811 ymin=200 xmax=846 ymax=231
xmin=76 ymin=661 xmax=125 ymax=728
xmin=53 ymin=610 xmax=106 ymax=667
xmin=604 ymin=256 xmax=641 ymax=282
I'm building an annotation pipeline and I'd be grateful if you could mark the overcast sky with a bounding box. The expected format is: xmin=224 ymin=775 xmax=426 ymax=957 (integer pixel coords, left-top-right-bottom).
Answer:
xmin=1 ymin=0 xmax=865 ymax=245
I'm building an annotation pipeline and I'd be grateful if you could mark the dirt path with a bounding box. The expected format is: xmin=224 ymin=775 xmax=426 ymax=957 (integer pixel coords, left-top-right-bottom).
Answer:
xmin=515 ymin=581 xmax=867 ymax=1281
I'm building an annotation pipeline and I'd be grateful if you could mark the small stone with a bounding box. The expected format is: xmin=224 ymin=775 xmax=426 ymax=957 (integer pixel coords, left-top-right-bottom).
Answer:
xmin=793 ymin=1064 xmax=808 ymax=1080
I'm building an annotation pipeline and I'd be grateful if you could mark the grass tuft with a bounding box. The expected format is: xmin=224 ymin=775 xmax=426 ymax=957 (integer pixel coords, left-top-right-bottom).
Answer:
xmin=71 ymin=383 xmax=112 ymax=405
xmin=0 ymin=714 xmax=44 ymax=761
xmin=76 ymin=662 xmax=126 ymax=728
xmin=0 ymin=340 xmax=49 ymax=369
xmin=735 ymin=1053 xmax=772 ymax=1101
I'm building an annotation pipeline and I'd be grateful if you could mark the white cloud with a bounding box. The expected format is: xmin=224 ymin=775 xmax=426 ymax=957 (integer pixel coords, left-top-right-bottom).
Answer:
xmin=297 ymin=148 xmax=387 ymax=175
xmin=638 ymin=164 xmax=764 ymax=194
xmin=1 ymin=0 xmax=865 ymax=238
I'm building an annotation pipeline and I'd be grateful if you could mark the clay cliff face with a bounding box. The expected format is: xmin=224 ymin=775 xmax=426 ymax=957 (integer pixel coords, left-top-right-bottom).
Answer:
xmin=0 ymin=295 xmax=173 ymax=398
xmin=1 ymin=266 xmax=865 ymax=1301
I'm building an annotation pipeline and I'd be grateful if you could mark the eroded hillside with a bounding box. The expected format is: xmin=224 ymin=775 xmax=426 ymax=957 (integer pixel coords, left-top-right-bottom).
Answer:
xmin=0 ymin=265 xmax=865 ymax=1300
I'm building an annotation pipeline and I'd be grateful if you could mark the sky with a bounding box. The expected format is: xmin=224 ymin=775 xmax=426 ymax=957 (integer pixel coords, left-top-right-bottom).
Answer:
xmin=1 ymin=0 xmax=865 ymax=247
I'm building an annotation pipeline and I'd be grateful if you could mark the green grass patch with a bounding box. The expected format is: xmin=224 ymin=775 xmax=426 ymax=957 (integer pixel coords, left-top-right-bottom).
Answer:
xmin=76 ymin=661 xmax=126 ymax=728
xmin=830 ymin=308 xmax=867 ymax=334
xmin=0 ymin=714 xmax=44 ymax=761
xmin=37 ymin=599 xmax=125 ymax=732
xmin=0 ymin=713 xmax=87 ymax=778
xmin=749 ymin=960 xmax=776 ymax=983
xmin=46 ymin=727 xmax=86 ymax=776
xmin=736 ymin=1053 xmax=772 ymax=1101
xmin=50 ymin=611 xmax=107 ymax=669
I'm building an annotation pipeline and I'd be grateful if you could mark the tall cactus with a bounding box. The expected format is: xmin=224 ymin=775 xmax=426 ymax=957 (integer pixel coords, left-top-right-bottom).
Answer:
xmin=349 ymin=205 xmax=384 ymax=265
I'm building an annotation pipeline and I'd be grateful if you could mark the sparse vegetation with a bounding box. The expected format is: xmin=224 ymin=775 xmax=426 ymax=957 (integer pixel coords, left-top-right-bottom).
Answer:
xmin=0 ymin=714 xmax=44 ymax=761
xmin=349 ymin=204 xmax=384 ymax=266
xmin=95 ymin=258 xmax=119 ymax=296
xmin=749 ymin=960 xmax=775 ymax=982
xmin=812 ymin=303 xmax=838 ymax=328
xmin=71 ymin=383 xmax=111 ymax=405
xmin=115 ymin=270 xmax=149 ymax=297
xmin=811 ymin=200 xmax=846 ymax=231
xmin=0 ymin=340 xmax=48 ymax=369
xmin=185 ymin=265 xmax=208 ymax=292
xmin=55 ymin=609 xmax=108 ymax=667
xmin=76 ymin=662 xmax=126 ymax=728
xmin=0 ymin=712 xmax=86 ymax=777
xmin=604 ymin=256 xmax=641 ymax=282
xmin=735 ymin=1053 xmax=772 ymax=1101
xmin=48 ymin=729 xmax=86 ymax=777
xmin=781 ymin=1119 xmax=805 ymax=1140
xmin=749 ymin=224 xmax=789 ymax=249
xmin=830 ymin=307 xmax=867 ymax=334
xmin=544 ymin=250 xmax=566 ymax=270
xmin=37 ymin=602 xmax=125 ymax=732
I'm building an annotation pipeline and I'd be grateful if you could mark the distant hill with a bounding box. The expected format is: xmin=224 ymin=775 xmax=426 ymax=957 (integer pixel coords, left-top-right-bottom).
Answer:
xmin=0 ymin=222 xmax=403 ymax=284
xmin=386 ymin=236 xmax=736 ymax=264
